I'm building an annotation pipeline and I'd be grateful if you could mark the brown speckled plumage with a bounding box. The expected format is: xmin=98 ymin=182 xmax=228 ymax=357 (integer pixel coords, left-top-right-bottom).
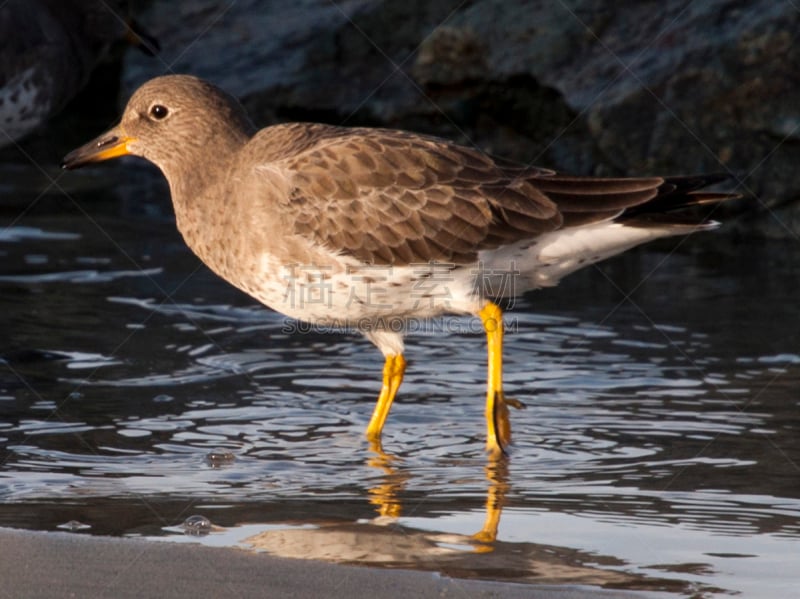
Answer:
xmin=62 ymin=74 xmax=739 ymax=456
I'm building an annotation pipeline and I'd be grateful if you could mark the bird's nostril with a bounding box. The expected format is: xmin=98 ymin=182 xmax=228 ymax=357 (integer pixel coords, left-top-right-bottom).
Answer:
xmin=96 ymin=136 xmax=120 ymax=149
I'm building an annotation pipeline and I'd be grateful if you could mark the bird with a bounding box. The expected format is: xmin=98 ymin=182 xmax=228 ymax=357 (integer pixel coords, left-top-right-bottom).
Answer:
xmin=62 ymin=74 xmax=738 ymax=459
xmin=0 ymin=0 xmax=157 ymax=148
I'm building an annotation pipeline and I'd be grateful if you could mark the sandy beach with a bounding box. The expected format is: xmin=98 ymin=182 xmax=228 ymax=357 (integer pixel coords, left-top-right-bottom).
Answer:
xmin=0 ymin=527 xmax=665 ymax=599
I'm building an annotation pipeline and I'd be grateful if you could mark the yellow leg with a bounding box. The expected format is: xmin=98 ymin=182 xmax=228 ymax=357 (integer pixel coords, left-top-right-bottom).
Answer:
xmin=365 ymin=354 xmax=406 ymax=440
xmin=479 ymin=302 xmax=511 ymax=459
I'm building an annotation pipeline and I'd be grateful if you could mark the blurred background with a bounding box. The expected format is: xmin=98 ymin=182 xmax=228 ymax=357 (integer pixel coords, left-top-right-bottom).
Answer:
xmin=4 ymin=0 xmax=798 ymax=231
xmin=2 ymin=2 xmax=799 ymax=598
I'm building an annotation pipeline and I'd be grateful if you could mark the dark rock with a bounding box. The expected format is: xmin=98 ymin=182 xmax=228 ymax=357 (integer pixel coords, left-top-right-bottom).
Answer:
xmin=0 ymin=0 xmax=155 ymax=148
xmin=119 ymin=0 xmax=798 ymax=235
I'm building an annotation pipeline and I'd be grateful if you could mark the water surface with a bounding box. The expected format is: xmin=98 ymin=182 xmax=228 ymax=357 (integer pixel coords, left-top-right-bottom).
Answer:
xmin=1 ymin=181 xmax=799 ymax=598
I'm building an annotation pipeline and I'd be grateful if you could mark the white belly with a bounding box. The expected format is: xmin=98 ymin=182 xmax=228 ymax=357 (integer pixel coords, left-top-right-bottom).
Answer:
xmin=219 ymin=221 xmax=701 ymax=330
xmin=245 ymin=253 xmax=481 ymax=327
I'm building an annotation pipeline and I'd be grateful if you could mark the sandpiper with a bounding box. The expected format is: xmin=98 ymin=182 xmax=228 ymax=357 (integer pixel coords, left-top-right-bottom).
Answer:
xmin=63 ymin=75 xmax=738 ymax=458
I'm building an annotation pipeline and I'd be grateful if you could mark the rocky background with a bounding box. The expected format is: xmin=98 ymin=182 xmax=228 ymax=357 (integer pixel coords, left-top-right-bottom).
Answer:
xmin=10 ymin=0 xmax=800 ymax=236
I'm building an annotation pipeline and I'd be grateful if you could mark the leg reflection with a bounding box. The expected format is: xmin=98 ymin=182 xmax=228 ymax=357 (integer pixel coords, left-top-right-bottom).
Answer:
xmin=366 ymin=440 xmax=408 ymax=519
xmin=472 ymin=459 xmax=510 ymax=550
xmin=366 ymin=442 xmax=510 ymax=553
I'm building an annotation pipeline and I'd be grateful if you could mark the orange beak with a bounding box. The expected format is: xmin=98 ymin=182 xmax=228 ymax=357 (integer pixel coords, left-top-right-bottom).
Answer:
xmin=62 ymin=126 xmax=137 ymax=169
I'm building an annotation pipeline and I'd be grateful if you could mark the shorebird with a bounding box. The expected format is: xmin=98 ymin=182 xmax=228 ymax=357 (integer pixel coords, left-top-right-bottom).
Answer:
xmin=63 ymin=75 xmax=737 ymax=458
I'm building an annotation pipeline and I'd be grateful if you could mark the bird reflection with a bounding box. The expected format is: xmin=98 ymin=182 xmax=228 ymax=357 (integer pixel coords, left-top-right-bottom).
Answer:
xmin=242 ymin=448 xmax=700 ymax=592
xmin=365 ymin=440 xmax=509 ymax=552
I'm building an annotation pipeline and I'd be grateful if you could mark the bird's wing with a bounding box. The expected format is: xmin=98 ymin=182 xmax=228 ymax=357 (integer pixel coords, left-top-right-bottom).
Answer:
xmin=244 ymin=123 xmax=684 ymax=265
xmin=246 ymin=123 xmax=563 ymax=265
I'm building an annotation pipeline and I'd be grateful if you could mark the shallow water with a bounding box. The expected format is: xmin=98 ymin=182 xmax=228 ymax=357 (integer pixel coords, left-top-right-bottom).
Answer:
xmin=1 ymin=183 xmax=799 ymax=597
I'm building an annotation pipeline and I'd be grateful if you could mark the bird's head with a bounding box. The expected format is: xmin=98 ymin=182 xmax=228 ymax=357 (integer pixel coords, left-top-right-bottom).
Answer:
xmin=62 ymin=74 xmax=255 ymax=178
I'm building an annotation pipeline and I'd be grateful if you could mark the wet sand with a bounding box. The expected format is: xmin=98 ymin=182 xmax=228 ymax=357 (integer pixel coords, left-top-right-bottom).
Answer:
xmin=0 ymin=527 xmax=661 ymax=599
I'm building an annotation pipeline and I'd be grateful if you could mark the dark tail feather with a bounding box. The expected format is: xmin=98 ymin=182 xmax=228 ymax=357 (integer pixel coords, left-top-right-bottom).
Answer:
xmin=620 ymin=173 xmax=740 ymax=218
xmin=558 ymin=173 xmax=740 ymax=228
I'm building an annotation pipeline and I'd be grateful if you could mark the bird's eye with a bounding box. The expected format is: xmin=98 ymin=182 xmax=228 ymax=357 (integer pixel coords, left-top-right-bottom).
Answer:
xmin=149 ymin=104 xmax=169 ymax=120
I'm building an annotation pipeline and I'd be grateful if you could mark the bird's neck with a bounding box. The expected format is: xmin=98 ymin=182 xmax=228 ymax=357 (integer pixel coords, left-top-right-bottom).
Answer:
xmin=159 ymin=122 xmax=255 ymax=265
xmin=164 ymin=149 xmax=238 ymax=261
xmin=162 ymin=125 xmax=247 ymax=208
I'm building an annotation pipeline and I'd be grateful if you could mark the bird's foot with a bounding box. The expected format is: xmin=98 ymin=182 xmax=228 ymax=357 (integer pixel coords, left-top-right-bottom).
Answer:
xmin=500 ymin=393 xmax=526 ymax=410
